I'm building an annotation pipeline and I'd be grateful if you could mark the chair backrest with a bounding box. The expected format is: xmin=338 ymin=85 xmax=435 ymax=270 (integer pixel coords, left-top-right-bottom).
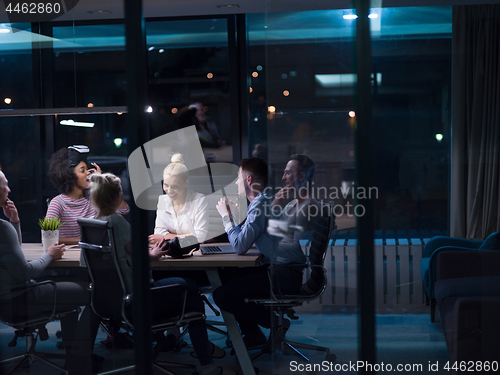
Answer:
xmin=300 ymin=203 xmax=334 ymax=297
xmin=78 ymin=218 xmax=128 ymax=324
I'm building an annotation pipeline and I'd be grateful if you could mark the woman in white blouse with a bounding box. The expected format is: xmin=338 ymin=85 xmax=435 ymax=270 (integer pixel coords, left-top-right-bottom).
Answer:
xmin=148 ymin=153 xmax=209 ymax=245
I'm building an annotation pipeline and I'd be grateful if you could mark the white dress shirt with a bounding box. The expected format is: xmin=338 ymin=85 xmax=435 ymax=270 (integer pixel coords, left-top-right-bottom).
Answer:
xmin=154 ymin=190 xmax=209 ymax=243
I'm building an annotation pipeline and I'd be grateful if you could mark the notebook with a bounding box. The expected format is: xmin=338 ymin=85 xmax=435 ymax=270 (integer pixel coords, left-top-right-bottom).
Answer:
xmin=200 ymin=244 xmax=236 ymax=255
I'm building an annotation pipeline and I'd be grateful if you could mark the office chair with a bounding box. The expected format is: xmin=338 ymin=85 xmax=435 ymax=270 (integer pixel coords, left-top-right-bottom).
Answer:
xmin=177 ymin=287 xmax=232 ymax=349
xmin=249 ymin=203 xmax=336 ymax=364
xmin=78 ymin=218 xmax=206 ymax=374
xmin=0 ymin=281 xmax=81 ymax=375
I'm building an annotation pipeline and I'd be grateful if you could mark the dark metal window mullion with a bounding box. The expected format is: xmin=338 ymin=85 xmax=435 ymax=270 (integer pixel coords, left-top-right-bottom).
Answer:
xmin=125 ymin=0 xmax=153 ymax=374
xmin=354 ymin=0 xmax=376 ymax=373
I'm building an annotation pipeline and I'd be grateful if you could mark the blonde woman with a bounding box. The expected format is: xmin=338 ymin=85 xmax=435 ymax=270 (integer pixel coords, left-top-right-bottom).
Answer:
xmin=148 ymin=153 xmax=209 ymax=245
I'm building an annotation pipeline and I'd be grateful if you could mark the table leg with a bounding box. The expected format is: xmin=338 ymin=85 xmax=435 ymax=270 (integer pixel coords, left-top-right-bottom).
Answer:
xmin=205 ymin=269 xmax=256 ymax=375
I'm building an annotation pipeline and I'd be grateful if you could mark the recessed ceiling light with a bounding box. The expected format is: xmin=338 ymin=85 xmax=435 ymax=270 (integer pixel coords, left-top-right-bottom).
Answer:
xmin=88 ymin=10 xmax=112 ymax=15
xmin=216 ymin=4 xmax=240 ymax=9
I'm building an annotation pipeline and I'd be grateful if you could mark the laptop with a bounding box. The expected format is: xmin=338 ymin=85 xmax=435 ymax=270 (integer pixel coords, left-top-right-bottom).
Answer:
xmin=200 ymin=244 xmax=236 ymax=255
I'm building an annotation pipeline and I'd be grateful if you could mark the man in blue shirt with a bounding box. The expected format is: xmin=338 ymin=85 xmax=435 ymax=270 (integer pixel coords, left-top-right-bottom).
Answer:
xmin=213 ymin=158 xmax=305 ymax=352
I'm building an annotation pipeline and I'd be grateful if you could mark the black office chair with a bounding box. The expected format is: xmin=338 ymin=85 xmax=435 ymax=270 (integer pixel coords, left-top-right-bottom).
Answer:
xmin=0 ymin=281 xmax=81 ymax=375
xmin=77 ymin=217 xmax=206 ymax=374
xmin=249 ymin=203 xmax=336 ymax=364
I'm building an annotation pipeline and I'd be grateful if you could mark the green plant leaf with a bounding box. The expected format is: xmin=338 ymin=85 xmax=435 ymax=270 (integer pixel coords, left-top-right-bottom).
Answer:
xmin=38 ymin=217 xmax=62 ymax=231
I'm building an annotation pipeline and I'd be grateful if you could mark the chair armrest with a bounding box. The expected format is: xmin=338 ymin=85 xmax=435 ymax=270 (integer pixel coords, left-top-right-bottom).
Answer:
xmin=0 ymin=280 xmax=59 ymax=326
xmin=266 ymin=264 xmax=325 ymax=302
xmin=422 ymin=236 xmax=482 ymax=258
xmin=437 ymin=250 xmax=500 ymax=280
xmin=429 ymin=245 xmax=486 ymax=276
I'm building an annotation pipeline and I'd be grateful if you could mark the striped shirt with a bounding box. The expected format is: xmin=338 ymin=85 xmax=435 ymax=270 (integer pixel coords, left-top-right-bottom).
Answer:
xmin=46 ymin=191 xmax=130 ymax=238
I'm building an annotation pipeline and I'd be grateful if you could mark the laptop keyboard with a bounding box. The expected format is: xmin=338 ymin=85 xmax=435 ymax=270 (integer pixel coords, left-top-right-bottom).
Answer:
xmin=200 ymin=246 xmax=223 ymax=254
xmin=201 ymin=246 xmax=222 ymax=255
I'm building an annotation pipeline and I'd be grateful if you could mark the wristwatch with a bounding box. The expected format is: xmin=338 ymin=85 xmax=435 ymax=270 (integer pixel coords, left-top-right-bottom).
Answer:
xmin=222 ymin=215 xmax=232 ymax=224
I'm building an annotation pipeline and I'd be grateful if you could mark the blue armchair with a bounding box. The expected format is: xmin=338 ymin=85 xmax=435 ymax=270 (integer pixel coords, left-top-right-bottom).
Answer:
xmin=420 ymin=232 xmax=500 ymax=322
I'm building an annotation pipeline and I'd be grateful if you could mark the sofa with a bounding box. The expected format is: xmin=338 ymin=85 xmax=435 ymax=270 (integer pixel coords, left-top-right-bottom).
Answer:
xmin=435 ymin=250 xmax=500 ymax=367
xmin=420 ymin=231 xmax=500 ymax=321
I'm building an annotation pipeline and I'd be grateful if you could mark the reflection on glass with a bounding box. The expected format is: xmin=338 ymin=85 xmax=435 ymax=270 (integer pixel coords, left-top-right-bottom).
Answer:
xmin=146 ymin=19 xmax=233 ymax=162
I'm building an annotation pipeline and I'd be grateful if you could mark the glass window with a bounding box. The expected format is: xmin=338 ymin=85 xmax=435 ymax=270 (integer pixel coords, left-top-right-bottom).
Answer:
xmin=249 ymin=7 xmax=452 ymax=234
xmin=371 ymin=7 xmax=451 ymax=234
xmin=0 ymin=117 xmax=38 ymax=241
xmin=146 ymin=18 xmax=233 ymax=162
xmin=0 ymin=23 xmax=33 ymax=111
xmin=248 ymin=8 xmax=360 ymax=369
xmin=52 ymin=24 xmax=126 ymax=108
xmin=248 ymin=4 xmax=453 ymax=372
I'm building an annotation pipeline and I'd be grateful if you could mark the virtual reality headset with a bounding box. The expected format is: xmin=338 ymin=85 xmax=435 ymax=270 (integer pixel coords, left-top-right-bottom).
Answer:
xmin=68 ymin=145 xmax=90 ymax=168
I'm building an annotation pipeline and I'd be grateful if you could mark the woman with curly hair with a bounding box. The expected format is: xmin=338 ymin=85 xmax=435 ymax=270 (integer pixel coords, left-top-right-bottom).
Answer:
xmin=46 ymin=145 xmax=129 ymax=245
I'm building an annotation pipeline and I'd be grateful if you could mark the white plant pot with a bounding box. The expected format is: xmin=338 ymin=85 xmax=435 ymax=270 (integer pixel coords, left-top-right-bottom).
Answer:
xmin=41 ymin=229 xmax=59 ymax=252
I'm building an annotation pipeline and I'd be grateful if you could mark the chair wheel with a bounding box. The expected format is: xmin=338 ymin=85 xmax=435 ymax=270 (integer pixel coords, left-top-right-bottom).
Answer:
xmin=56 ymin=330 xmax=62 ymax=338
xmin=226 ymin=338 xmax=233 ymax=348
xmin=327 ymin=353 xmax=336 ymax=362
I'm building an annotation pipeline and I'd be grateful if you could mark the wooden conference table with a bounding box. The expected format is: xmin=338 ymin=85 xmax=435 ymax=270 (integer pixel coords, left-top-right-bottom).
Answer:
xmin=22 ymin=243 xmax=262 ymax=375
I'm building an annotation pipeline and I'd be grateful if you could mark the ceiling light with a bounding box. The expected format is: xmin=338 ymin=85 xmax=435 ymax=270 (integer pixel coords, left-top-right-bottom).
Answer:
xmin=87 ymin=10 xmax=112 ymax=15
xmin=146 ymin=106 xmax=153 ymax=113
xmin=315 ymin=73 xmax=382 ymax=88
xmin=60 ymin=119 xmax=95 ymax=128
xmin=216 ymin=4 xmax=240 ymax=9
xmin=4 ymin=98 xmax=11 ymax=104
xmin=343 ymin=13 xmax=378 ymax=19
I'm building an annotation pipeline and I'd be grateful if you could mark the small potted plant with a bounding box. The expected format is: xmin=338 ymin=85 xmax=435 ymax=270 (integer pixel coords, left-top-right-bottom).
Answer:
xmin=38 ymin=217 xmax=62 ymax=252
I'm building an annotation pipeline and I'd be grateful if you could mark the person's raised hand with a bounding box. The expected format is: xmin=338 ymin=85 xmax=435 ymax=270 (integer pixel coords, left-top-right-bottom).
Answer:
xmin=88 ymin=163 xmax=102 ymax=175
xmin=3 ymin=198 xmax=20 ymax=224
xmin=272 ymin=185 xmax=295 ymax=207
xmin=46 ymin=243 xmax=66 ymax=261
xmin=216 ymin=197 xmax=230 ymax=218
xmin=226 ymin=198 xmax=238 ymax=216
